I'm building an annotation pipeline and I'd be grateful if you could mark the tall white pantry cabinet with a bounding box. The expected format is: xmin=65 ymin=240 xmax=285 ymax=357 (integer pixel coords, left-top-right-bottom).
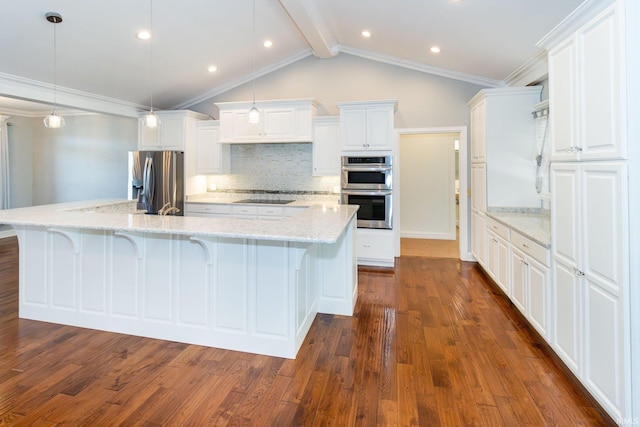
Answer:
xmin=538 ymin=0 xmax=638 ymax=421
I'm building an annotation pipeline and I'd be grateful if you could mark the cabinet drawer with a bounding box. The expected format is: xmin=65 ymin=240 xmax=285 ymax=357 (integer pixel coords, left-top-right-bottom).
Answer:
xmin=258 ymin=206 xmax=283 ymax=217
xmin=186 ymin=203 xmax=231 ymax=215
xmin=356 ymin=229 xmax=394 ymax=261
xmin=511 ymin=231 xmax=549 ymax=267
xmin=486 ymin=217 xmax=510 ymax=241
xmin=232 ymin=205 xmax=258 ymax=216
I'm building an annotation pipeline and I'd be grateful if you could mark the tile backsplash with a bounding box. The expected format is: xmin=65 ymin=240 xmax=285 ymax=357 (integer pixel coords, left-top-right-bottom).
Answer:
xmin=206 ymin=143 xmax=339 ymax=194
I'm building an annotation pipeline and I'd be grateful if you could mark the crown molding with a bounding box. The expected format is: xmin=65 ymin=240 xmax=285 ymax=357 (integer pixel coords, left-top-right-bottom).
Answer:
xmin=176 ymin=49 xmax=314 ymax=110
xmin=0 ymin=72 xmax=144 ymax=118
xmin=337 ymin=46 xmax=505 ymax=88
xmin=503 ymin=50 xmax=549 ymax=87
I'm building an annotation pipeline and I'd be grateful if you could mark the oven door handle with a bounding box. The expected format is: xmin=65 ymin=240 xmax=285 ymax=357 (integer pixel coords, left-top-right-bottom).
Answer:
xmin=342 ymin=166 xmax=392 ymax=172
xmin=342 ymin=190 xmax=393 ymax=196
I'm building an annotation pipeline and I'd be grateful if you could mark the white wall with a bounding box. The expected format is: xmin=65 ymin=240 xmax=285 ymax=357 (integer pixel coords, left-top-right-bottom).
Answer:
xmin=399 ymin=133 xmax=457 ymax=240
xmin=6 ymin=116 xmax=34 ymax=208
xmin=7 ymin=114 xmax=137 ymax=207
xmin=191 ymin=53 xmax=485 ymax=129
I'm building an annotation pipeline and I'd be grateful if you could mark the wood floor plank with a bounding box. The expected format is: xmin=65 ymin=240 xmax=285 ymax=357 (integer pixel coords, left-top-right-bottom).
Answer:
xmin=0 ymin=237 xmax=615 ymax=426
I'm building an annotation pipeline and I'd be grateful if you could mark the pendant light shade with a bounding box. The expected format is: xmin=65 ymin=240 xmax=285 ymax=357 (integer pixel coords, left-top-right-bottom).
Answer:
xmin=44 ymin=112 xmax=65 ymax=129
xmin=247 ymin=0 xmax=260 ymax=125
xmin=142 ymin=0 xmax=160 ymax=129
xmin=44 ymin=12 xmax=65 ymax=129
xmin=142 ymin=110 xmax=160 ymax=128
xmin=248 ymin=105 xmax=260 ymax=124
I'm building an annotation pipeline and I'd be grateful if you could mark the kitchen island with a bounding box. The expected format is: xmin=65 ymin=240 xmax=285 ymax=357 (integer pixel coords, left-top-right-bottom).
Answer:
xmin=0 ymin=200 xmax=358 ymax=358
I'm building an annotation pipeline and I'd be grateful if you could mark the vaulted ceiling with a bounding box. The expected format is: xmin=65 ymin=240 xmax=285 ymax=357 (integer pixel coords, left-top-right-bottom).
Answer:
xmin=0 ymin=0 xmax=583 ymax=115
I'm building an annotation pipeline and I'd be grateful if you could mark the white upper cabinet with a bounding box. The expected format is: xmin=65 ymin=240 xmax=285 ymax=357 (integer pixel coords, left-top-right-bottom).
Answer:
xmin=195 ymin=121 xmax=229 ymax=175
xmin=545 ymin=2 xmax=626 ymax=161
xmin=337 ymin=100 xmax=397 ymax=152
xmin=216 ymin=99 xmax=317 ymax=143
xmin=467 ymin=87 xmax=542 ymax=209
xmin=138 ymin=110 xmax=208 ymax=151
xmin=470 ymin=100 xmax=486 ymax=163
xmin=312 ymin=117 xmax=341 ymax=176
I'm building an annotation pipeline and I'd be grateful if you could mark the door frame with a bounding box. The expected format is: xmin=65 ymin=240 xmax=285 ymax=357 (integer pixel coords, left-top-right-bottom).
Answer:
xmin=393 ymin=126 xmax=472 ymax=261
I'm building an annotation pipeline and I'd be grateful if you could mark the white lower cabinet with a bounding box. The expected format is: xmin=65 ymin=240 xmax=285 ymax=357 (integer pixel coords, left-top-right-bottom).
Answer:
xmin=551 ymin=161 xmax=630 ymax=419
xmin=356 ymin=228 xmax=394 ymax=267
xmin=510 ymin=231 xmax=550 ymax=340
xmin=185 ymin=203 xmax=231 ymax=218
xmin=471 ymin=210 xmax=486 ymax=267
xmin=485 ymin=217 xmax=510 ymax=295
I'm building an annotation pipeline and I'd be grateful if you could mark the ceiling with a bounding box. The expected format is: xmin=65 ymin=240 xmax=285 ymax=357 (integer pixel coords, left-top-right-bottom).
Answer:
xmin=0 ymin=0 xmax=583 ymax=114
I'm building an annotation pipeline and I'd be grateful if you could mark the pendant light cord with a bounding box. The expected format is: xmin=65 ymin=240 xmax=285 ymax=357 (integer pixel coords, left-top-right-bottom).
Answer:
xmin=252 ymin=0 xmax=256 ymax=105
xmin=52 ymin=16 xmax=58 ymax=111
xmin=149 ymin=0 xmax=154 ymax=112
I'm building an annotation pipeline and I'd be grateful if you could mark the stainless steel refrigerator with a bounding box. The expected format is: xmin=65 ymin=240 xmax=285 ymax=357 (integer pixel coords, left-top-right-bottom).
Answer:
xmin=128 ymin=151 xmax=184 ymax=215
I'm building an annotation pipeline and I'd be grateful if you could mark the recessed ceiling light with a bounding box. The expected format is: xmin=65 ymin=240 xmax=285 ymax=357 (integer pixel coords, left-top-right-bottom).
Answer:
xmin=136 ymin=30 xmax=152 ymax=40
xmin=430 ymin=46 xmax=441 ymax=53
xmin=207 ymin=65 xmax=218 ymax=73
xmin=263 ymin=40 xmax=273 ymax=48
xmin=361 ymin=30 xmax=371 ymax=38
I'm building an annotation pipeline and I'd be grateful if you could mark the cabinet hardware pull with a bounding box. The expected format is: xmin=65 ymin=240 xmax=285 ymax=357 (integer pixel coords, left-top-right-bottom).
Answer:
xmin=522 ymin=244 xmax=529 ymax=248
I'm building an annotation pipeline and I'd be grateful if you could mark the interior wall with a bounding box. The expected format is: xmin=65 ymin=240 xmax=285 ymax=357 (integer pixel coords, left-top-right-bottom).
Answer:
xmin=7 ymin=116 xmax=34 ymax=208
xmin=8 ymin=114 xmax=137 ymax=207
xmin=190 ymin=53 xmax=486 ymax=130
xmin=399 ymin=133 xmax=457 ymax=240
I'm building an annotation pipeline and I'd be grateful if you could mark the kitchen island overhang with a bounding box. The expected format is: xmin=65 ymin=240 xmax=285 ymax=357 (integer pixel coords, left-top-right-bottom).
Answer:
xmin=0 ymin=200 xmax=358 ymax=359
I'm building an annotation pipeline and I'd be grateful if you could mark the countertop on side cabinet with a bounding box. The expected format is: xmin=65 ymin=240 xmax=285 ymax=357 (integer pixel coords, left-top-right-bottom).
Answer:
xmin=485 ymin=211 xmax=551 ymax=248
xmin=0 ymin=199 xmax=357 ymax=244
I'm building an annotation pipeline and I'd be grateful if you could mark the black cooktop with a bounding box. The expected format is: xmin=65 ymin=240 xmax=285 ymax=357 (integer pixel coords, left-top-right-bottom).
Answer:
xmin=233 ymin=199 xmax=294 ymax=205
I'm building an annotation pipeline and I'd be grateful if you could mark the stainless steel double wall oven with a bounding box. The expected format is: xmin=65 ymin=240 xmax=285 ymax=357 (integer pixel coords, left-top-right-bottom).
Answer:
xmin=340 ymin=155 xmax=393 ymax=229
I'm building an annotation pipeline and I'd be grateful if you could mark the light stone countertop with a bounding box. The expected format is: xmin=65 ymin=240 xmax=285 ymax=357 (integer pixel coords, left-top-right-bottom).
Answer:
xmin=186 ymin=193 xmax=340 ymax=207
xmin=485 ymin=211 xmax=551 ymax=248
xmin=0 ymin=199 xmax=358 ymax=244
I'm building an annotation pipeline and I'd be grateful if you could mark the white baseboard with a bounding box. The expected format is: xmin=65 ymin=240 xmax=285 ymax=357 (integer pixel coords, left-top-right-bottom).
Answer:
xmin=0 ymin=229 xmax=17 ymax=239
xmin=400 ymin=231 xmax=456 ymax=240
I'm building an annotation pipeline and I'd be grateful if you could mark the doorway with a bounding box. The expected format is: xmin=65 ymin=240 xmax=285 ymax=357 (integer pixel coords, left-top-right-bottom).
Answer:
xmin=394 ymin=127 xmax=471 ymax=261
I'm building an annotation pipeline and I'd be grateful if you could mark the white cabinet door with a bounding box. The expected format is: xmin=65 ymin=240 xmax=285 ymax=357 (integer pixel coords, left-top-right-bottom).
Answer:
xmin=366 ymin=107 xmax=393 ymax=151
xmin=487 ymin=230 xmax=509 ymax=295
xmin=356 ymin=228 xmax=394 ymax=267
xmin=470 ymin=100 xmax=486 ymax=162
xmin=263 ymin=108 xmax=296 ymax=140
xmin=581 ymin=161 xmax=628 ymax=417
xmin=138 ymin=111 xmax=203 ymax=151
xmin=548 ymin=36 xmax=577 ymax=160
xmin=340 ymin=109 xmax=367 ymax=151
xmin=158 ymin=115 xmax=185 ymax=150
xmin=578 ymin=4 xmax=625 ymax=160
xmin=551 ymin=161 xmax=629 ymax=416
xmin=496 ymin=235 xmax=510 ymax=295
xmin=552 ymin=258 xmax=582 ymax=374
xmin=312 ymin=117 xmax=340 ymax=176
xmin=471 ymin=163 xmax=486 ymax=212
xmin=338 ymin=100 xmax=396 ymax=152
xmin=548 ymin=3 xmax=625 ymax=161
xmin=195 ymin=122 xmax=229 ymax=175
xmin=551 ymin=163 xmax=580 ymax=269
xmin=471 ymin=210 xmax=486 ymax=267
xmin=510 ymin=247 xmax=527 ymax=314
xmin=527 ymin=256 xmax=550 ymax=339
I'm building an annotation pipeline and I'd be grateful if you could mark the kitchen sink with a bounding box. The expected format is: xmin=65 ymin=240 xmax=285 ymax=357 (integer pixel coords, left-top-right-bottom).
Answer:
xmin=233 ymin=199 xmax=295 ymax=205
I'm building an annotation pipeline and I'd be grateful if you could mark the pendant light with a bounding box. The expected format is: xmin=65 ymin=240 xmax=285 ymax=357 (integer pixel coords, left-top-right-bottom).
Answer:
xmin=247 ymin=0 xmax=260 ymax=124
xmin=142 ymin=0 xmax=160 ymax=129
xmin=43 ymin=12 xmax=65 ymax=129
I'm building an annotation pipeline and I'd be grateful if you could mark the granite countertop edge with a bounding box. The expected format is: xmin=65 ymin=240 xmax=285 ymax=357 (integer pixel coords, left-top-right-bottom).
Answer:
xmin=0 ymin=199 xmax=357 ymax=244
xmin=485 ymin=210 xmax=551 ymax=248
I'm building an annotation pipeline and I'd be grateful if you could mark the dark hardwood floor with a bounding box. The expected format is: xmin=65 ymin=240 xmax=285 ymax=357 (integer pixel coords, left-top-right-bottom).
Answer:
xmin=0 ymin=236 xmax=611 ymax=426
